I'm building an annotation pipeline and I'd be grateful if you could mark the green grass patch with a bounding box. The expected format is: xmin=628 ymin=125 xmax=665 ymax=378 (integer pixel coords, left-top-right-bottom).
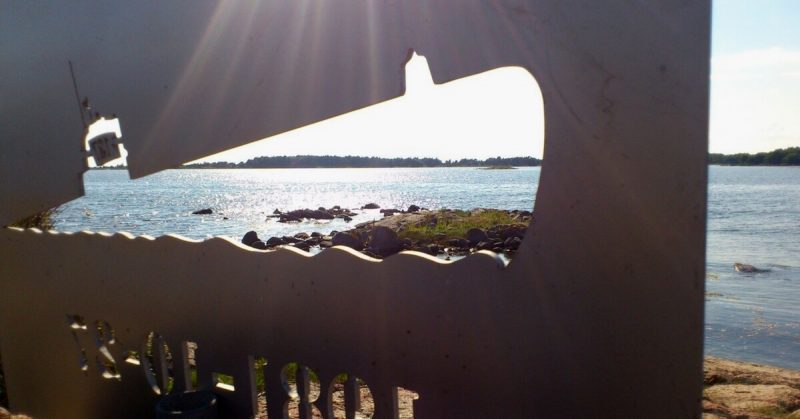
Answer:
xmin=398 ymin=209 xmax=518 ymax=242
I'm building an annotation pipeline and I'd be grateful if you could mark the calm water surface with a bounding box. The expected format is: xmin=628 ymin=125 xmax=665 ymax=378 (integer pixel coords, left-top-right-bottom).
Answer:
xmin=57 ymin=168 xmax=539 ymax=239
xmin=55 ymin=166 xmax=800 ymax=369
xmin=705 ymin=166 xmax=800 ymax=369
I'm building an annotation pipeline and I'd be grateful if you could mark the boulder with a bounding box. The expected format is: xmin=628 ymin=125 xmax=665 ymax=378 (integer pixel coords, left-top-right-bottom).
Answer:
xmin=266 ymin=237 xmax=285 ymax=247
xmin=369 ymin=226 xmax=402 ymax=257
xmin=466 ymin=228 xmax=489 ymax=246
xmin=241 ymin=231 xmax=260 ymax=246
xmin=192 ymin=208 xmax=212 ymax=215
xmin=319 ymin=240 xmax=333 ymax=248
xmin=273 ymin=209 xmax=282 ymax=214
xmin=250 ymin=240 xmax=267 ymax=250
xmin=499 ymin=225 xmax=526 ymax=240
xmin=361 ymin=203 xmax=380 ymax=209
xmin=294 ymin=232 xmax=310 ymax=240
xmin=332 ymin=232 xmax=363 ymax=250
xmin=407 ymin=204 xmax=420 ymax=212
xmin=310 ymin=232 xmax=323 ymax=238
xmin=448 ymin=238 xmax=470 ymax=249
xmin=380 ymin=208 xmax=401 ymax=216
xmin=292 ymin=242 xmax=311 ymax=251
xmin=343 ymin=216 xmax=353 ymax=222
xmin=734 ymin=263 xmax=771 ymax=273
xmin=332 ymin=207 xmax=357 ymax=217
xmin=475 ymin=241 xmax=493 ymax=251
xmin=504 ymin=236 xmax=522 ymax=250
xmin=278 ymin=208 xmax=334 ymax=222
xmin=278 ymin=214 xmax=301 ymax=223
xmin=281 ymin=235 xmax=301 ymax=244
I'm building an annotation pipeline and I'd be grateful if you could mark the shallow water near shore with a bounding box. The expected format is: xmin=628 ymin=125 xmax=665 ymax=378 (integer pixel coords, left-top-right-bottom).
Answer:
xmin=54 ymin=166 xmax=800 ymax=369
xmin=705 ymin=166 xmax=800 ymax=369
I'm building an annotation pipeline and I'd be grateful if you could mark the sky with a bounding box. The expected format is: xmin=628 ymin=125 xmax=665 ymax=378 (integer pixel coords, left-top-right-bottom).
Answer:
xmin=95 ymin=2 xmax=800 ymax=165
xmin=189 ymin=56 xmax=543 ymax=164
xmin=709 ymin=0 xmax=800 ymax=155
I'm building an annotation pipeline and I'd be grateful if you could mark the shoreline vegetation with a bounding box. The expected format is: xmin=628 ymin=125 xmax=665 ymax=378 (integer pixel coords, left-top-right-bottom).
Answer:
xmin=93 ymin=147 xmax=800 ymax=170
xmin=710 ymin=147 xmax=800 ymax=166
xmin=183 ymin=155 xmax=541 ymax=169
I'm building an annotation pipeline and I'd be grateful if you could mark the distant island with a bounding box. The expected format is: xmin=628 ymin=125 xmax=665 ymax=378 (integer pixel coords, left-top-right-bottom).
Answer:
xmin=710 ymin=147 xmax=800 ymax=166
xmin=182 ymin=155 xmax=542 ymax=169
xmin=94 ymin=147 xmax=800 ymax=170
xmin=481 ymin=165 xmax=517 ymax=170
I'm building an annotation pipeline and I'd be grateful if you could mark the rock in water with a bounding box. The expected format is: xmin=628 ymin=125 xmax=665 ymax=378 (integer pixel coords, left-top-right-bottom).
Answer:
xmin=361 ymin=203 xmax=380 ymax=209
xmin=466 ymin=228 xmax=489 ymax=246
xmin=250 ymin=240 xmax=267 ymax=250
xmin=278 ymin=208 xmax=334 ymax=222
xmin=266 ymin=237 xmax=285 ymax=247
xmin=292 ymin=241 xmax=310 ymax=251
xmin=733 ymin=263 xmax=771 ymax=273
xmin=369 ymin=226 xmax=402 ymax=257
xmin=241 ymin=231 xmax=260 ymax=246
xmin=447 ymin=238 xmax=470 ymax=249
xmin=407 ymin=204 xmax=420 ymax=212
xmin=192 ymin=208 xmax=213 ymax=215
xmin=332 ymin=232 xmax=363 ymax=250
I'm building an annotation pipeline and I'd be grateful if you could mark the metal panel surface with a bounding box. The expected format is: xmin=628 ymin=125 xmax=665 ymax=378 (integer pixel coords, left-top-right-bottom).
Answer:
xmin=0 ymin=1 xmax=710 ymax=417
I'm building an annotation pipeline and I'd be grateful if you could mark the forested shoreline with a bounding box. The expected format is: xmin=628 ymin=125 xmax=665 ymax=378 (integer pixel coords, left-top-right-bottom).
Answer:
xmin=96 ymin=147 xmax=800 ymax=170
xmin=709 ymin=147 xmax=800 ymax=166
xmin=182 ymin=155 xmax=541 ymax=169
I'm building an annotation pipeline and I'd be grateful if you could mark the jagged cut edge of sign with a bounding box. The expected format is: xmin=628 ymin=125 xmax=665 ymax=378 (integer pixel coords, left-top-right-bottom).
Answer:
xmin=5 ymin=227 xmax=509 ymax=270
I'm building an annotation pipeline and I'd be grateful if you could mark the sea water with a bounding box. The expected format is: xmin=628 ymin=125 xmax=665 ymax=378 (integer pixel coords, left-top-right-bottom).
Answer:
xmin=54 ymin=166 xmax=800 ymax=369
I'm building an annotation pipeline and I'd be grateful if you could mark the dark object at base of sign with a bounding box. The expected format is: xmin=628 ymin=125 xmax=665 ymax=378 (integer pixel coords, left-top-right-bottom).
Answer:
xmin=192 ymin=208 xmax=213 ymax=215
xmin=156 ymin=390 xmax=218 ymax=419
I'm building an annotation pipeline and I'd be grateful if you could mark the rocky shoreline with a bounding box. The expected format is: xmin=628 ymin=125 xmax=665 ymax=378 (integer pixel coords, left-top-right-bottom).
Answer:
xmin=239 ymin=204 xmax=532 ymax=260
xmin=703 ymin=357 xmax=800 ymax=418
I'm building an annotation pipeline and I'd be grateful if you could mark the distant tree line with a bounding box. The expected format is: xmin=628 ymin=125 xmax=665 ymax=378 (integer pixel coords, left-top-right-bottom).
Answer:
xmin=183 ymin=155 xmax=542 ymax=169
xmin=709 ymin=147 xmax=800 ymax=166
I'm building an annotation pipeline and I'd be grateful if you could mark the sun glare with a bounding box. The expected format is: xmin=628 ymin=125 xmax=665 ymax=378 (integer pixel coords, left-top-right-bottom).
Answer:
xmin=190 ymin=53 xmax=544 ymax=164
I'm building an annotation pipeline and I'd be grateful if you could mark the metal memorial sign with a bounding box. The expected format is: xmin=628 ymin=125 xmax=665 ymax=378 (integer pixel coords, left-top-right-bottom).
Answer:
xmin=1 ymin=1 xmax=710 ymax=417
